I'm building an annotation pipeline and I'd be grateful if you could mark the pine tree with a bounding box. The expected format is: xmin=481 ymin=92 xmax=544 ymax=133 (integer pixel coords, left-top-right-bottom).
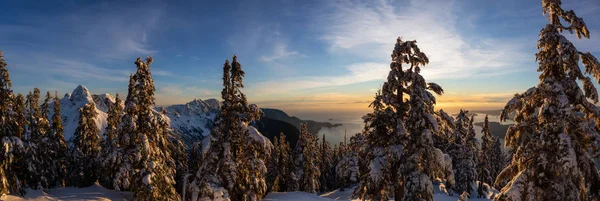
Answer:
xmin=24 ymin=88 xmax=45 ymax=189
xmin=267 ymin=135 xmax=281 ymax=192
xmin=398 ymin=39 xmax=445 ymax=201
xmin=69 ymin=102 xmax=101 ymax=187
xmin=0 ymin=51 xmax=25 ymax=196
xmin=36 ymin=91 xmax=54 ymax=190
xmin=12 ymin=93 xmax=27 ymax=193
xmin=119 ymin=57 xmax=178 ymax=201
xmin=478 ymin=115 xmax=493 ymax=187
xmin=495 ymin=1 xmax=600 ymax=200
xmin=355 ymin=91 xmax=393 ymax=200
xmin=270 ymin=133 xmax=294 ymax=192
xmin=189 ymin=55 xmax=268 ymax=201
xmin=189 ymin=60 xmax=236 ymax=201
xmin=318 ymin=134 xmax=334 ymax=193
xmin=296 ymin=123 xmax=320 ymax=193
xmin=50 ymin=91 xmax=67 ymax=187
xmin=100 ymin=93 xmax=123 ymax=189
xmin=433 ymin=109 xmax=455 ymax=151
xmin=447 ymin=110 xmax=476 ymax=197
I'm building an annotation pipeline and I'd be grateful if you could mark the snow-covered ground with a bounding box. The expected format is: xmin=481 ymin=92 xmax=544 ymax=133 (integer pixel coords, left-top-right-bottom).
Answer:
xmin=2 ymin=183 xmax=133 ymax=201
xmin=264 ymin=182 xmax=497 ymax=201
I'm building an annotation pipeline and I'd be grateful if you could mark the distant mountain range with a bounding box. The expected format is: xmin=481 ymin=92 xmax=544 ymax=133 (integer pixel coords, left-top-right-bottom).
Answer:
xmin=52 ymin=85 xmax=339 ymax=147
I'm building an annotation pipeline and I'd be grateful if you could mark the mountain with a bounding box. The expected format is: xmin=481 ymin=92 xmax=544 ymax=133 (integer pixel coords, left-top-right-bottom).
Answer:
xmin=261 ymin=108 xmax=343 ymax=134
xmin=253 ymin=117 xmax=301 ymax=148
xmin=474 ymin=121 xmax=509 ymax=139
xmin=50 ymin=85 xmax=334 ymax=148
xmin=155 ymin=99 xmax=221 ymax=144
xmin=49 ymin=85 xmax=111 ymax=142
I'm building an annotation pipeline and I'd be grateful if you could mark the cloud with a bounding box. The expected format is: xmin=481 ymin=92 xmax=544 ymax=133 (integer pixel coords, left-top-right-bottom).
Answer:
xmin=260 ymin=40 xmax=305 ymax=62
xmin=249 ymin=62 xmax=388 ymax=95
xmin=48 ymin=59 xmax=129 ymax=82
xmin=317 ymin=0 xmax=529 ymax=80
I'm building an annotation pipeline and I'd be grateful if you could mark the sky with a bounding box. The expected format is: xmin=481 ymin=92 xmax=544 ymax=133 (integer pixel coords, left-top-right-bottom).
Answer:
xmin=1 ymin=0 xmax=599 ymax=121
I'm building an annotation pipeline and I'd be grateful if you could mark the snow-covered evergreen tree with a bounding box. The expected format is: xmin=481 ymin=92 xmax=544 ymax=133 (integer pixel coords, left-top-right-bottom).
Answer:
xmin=0 ymin=51 xmax=25 ymax=196
xmin=189 ymin=55 xmax=269 ymax=201
xmin=355 ymin=91 xmax=393 ymax=200
xmin=398 ymin=39 xmax=445 ymax=201
xmin=69 ymin=102 xmax=101 ymax=187
xmin=100 ymin=93 xmax=123 ymax=189
xmin=36 ymin=91 xmax=54 ymax=190
xmin=268 ymin=133 xmax=294 ymax=192
xmin=120 ymin=57 xmax=178 ymax=201
xmin=433 ymin=109 xmax=455 ymax=151
xmin=495 ymin=1 xmax=600 ymax=200
xmin=24 ymin=88 xmax=46 ymax=189
xmin=318 ymin=134 xmax=335 ymax=193
xmin=447 ymin=110 xmax=476 ymax=197
xmin=50 ymin=91 xmax=67 ymax=188
xmin=478 ymin=115 xmax=493 ymax=187
xmin=296 ymin=123 xmax=320 ymax=193
xmin=336 ymin=133 xmax=362 ymax=191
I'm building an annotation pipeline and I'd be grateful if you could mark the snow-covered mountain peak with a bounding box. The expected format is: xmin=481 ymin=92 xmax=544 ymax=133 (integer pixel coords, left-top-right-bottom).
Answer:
xmin=69 ymin=85 xmax=93 ymax=103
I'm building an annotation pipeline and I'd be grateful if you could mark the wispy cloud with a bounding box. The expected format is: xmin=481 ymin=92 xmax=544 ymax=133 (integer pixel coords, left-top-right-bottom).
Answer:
xmin=249 ymin=62 xmax=387 ymax=96
xmin=317 ymin=0 xmax=529 ymax=80
xmin=260 ymin=40 xmax=305 ymax=62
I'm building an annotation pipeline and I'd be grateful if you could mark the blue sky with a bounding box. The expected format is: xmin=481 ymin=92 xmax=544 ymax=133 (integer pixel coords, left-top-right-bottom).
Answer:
xmin=1 ymin=0 xmax=599 ymax=119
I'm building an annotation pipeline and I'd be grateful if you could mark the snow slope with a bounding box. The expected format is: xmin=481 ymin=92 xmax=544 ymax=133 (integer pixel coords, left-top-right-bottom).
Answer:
xmin=2 ymin=183 xmax=133 ymax=201
xmin=50 ymin=85 xmax=220 ymax=145
xmin=50 ymin=85 xmax=110 ymax=142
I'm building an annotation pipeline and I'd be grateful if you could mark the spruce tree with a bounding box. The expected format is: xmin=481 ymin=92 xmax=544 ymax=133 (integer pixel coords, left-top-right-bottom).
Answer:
xmin=495 ymin=1 xmax=600 ymax=200
xmin=189 ymin=55 xmax=268 ymax=201
xmin=189 ymin=60 xmax=236 ymax=201
xmin=24 ymin=88 xmax=45 ymax=189
xmin=69 ymin=102 xmax=101 ymax=187
xmin=355 ymin=91 xmax=393 ymax=200
xmin=37 ymin=91 xmax=54 ymax=190
xmin=478 ymin=115 xmax=494 ymax=186
xmin=296 ymin=123 xmax=320 ymax=193
xmin=100 ymin=93 xmax=123 ymax=189
xmin=318 ymin=134 xmax=334 ymax=193
xmin=398 ymin=39 xmax=444 ymax=201
xmin=50 ymin=91 xmax=67 ymax=187
xmin=0 ymin=51 xmax=25 ymax=196
xmin=447 ymin=110 xmax=476 ymax=196
xmin=271 ymin=133 xmax=294 ymax=192
xmin=119 ymin=57 xmax=178 ymax=200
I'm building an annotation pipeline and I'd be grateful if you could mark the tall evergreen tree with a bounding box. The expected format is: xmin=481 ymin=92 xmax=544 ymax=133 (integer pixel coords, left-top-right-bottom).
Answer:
xmin=478 ymin=115 xmax=494 ymax=187
xmin=355 ymin=91 xmax=393 ymax=200
xmin=0 ymin=51 xmax=25 ymax=196
xmin=36 ymin=91 xmax=54 ymax=190
xmin=296 ymin=123 xmax=320 ymax=193
xmin=318 ymin=134 xmax=334 ymax=193
xmin=447 ymin=110 xmax=476 ymax=196
xmin=398 ymin=39 xmax=444 ymax=201
xmin=268 ymin=133 xmax=294 ymax=192
xmin=69 ymin=102 xmax=101 ymax=187
xmin=118 ymin=57 xmax=178 ymax=200
xmin=24 ymin=88 xmax=46 ymax=189
xmin=495 ymin=1 xmax=600 ymax=200
xmin=189 ymin=55 xmax=268 ymax=201
xmin=100 ymin=93 xmax=123 ymax=189
xmin=50 ymin=91 xmax=67 ymax=187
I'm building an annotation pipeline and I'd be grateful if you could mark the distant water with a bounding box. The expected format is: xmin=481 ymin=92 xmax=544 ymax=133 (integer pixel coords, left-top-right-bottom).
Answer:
xmin=310 ymin=112 xmax=511 ymax=147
